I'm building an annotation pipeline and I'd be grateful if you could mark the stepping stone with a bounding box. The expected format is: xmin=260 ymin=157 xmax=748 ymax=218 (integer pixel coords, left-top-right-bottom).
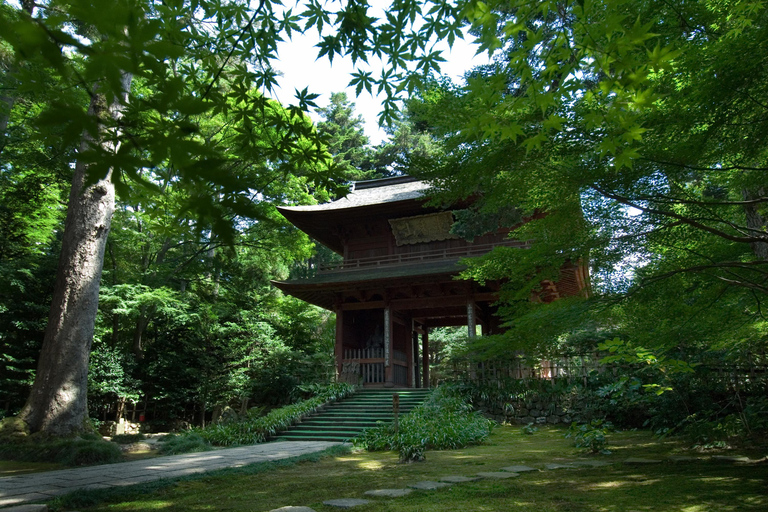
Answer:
xmin=544 ymin=463 xmax=577 ymax=470
xmin=408 ymin=481 xmax=452 ymax=490
xmin=269 ymin=507 xmax=317 ymax=512
xmin=624 ymin=458 xmax=662 ymax=465
xmin=477 ymin=472 xmax=520 ymax=479
xmin=712 ymin=455 xmax=751 ymax=463
xmin=501 ymin=465 xmax=537 ymax=473
xmin=572 ymin=460 xmax=612 ymax=467
xmin=364 ymin=489 xmax=412 ymax=498
xmin=438 ymin=476 xmax=483 ymax=483
xmin=322 ymin=499 xmax=371 ymax=508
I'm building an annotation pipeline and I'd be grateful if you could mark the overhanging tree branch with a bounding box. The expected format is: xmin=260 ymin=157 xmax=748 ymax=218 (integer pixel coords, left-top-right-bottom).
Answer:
xmin=593 ymin=185 xmax=768 ymax=245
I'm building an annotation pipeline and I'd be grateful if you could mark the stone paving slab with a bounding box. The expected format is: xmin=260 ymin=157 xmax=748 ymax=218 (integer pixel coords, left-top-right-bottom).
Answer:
xmin=0 ymin=441 xmax=339 ymax=507
xmin=438 ymin=475 xmax=482 ymax=483
xmin=624 ymin=458 xmax=662 ymax=465
xmin=501 ymin=465 xmax=537 ymax=473
xmin=477 ymin=472 xmax=520 ymax=479
xmin=712 ymin=455 xmax=751 ymax=463
xmin=544 ymin=463 xmax=577 ymax=470
xmin=1 ymin=504 xmax=48 ymax=512
xmin=269 ymin=507 xmax=317 ymax=512
xmin=572 ymin=460 xmax=612 ymax=467
xmin=408 ymin=480 xmax=451 ymax=490
xmin=364 ymin=488 xmax=413 ymax=497
xmin=322 ymin=498 xmax=371 ymax=508
xmin=79 ymin=483 xmax=114 ymax=491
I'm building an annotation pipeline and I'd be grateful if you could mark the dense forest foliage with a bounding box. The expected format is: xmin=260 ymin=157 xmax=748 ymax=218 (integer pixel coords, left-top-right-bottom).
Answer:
xmin=2 ymin=0 xmax=767 ymax=444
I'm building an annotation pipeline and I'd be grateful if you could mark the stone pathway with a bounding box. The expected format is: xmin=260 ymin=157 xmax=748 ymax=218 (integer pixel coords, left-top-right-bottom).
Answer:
xmin=268 ymin=454 xmax=759 ymax=511
xmin=0 ymin=441 xmax=339 ymax=509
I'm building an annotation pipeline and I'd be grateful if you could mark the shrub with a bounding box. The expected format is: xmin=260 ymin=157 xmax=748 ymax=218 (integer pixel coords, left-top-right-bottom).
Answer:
xmin=167 ymin=382 xmax=356 ymax=449
xmin=0 ymin=436 xmax=123 ymax=465
xmin=111 ymin=433 xmax=146 ymax=444
xmin=355 ymin=385 xmax=495 ymax=462
xmin=566 ymin=419 xmax=614 ymax=454
xmin=158 ymin=433 xmax=211 ymax=455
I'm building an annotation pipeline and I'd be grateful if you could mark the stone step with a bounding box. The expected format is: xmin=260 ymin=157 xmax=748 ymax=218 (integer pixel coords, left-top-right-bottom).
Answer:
xmin=289 ymin=425 xmax=372 ymax=433
xmin=270 ymin=388 xmax=432 ymax=442
xmin=298 ymin=419 xmax=387 ymax=427
xmin=322 ymin=404 xmax=419 ymax=412
xmin=272 ymin=434 xmax=352 ymax=442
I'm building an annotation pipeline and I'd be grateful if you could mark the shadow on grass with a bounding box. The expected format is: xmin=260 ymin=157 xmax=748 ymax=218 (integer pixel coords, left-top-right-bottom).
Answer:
xmin=49 ymin=444 xmax=351 ymax=511
xmin=49 ymin=427 xmax=768 ymax=512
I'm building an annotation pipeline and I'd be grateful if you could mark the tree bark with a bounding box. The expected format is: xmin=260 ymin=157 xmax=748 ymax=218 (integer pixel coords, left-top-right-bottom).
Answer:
xmin=131 ymin=311 xmax=152 ymax=359
xmin=17 ymin=72 xmax=132 ymax=435
xmin=743 ymin=188 xmax=768 ymax=261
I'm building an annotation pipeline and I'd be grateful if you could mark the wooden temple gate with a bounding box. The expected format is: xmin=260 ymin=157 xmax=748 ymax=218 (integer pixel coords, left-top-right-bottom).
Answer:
xmin=273 ymin=176 xmax=589 ymax=388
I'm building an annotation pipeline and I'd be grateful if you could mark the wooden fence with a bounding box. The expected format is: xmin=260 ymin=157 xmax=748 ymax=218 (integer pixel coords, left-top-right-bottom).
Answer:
xmin=451 ymin=353 xmax=768 ymax=390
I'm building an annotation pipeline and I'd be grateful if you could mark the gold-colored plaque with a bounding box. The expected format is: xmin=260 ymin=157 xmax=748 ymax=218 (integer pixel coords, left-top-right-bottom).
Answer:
xmin=388 ymin=211 xmax=460 ymax=246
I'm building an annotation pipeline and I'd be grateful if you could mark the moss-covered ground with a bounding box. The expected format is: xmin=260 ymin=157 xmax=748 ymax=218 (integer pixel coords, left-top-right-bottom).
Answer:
xmin=53 ymin=426 xmax=768 ymax=511
xmin=0 ymin=459 xmax=64 ymax=477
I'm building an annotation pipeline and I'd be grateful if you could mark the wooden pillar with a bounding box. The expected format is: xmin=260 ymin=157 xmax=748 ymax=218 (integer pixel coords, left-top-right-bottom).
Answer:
xmin=409 ymin=325 xmax=417 ymax=388
xmin=384 ymin=305 xmax=394 ymax=387
xmin=334 ymin=307 xmax=344 ymax=381
xmin=467 ymin=298 xmax=477 ymax=380
xmin=467 ymin=297 xmax=477 ymax=338
xmin=422 ymin=328 xmax=429 ymax=388
xmin=412 ymin=331 xmax=421 ymax=388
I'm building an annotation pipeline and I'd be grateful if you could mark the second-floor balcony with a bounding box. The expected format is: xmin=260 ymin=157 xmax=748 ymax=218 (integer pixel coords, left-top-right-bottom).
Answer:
xmin=318 ymin=239 xmax=530 ymax=274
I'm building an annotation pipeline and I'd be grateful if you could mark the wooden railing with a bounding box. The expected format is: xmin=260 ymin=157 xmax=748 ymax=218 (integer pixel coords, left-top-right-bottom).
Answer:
xmin=320 ymin=239 xmax=529 ymax=273
xmin=344 ymin=347 xmax=384 ymax=360
xmin=343 ymin=348 xmax=408 ymax=385
xmin=362 ymin=362 xmax=385 ymax=384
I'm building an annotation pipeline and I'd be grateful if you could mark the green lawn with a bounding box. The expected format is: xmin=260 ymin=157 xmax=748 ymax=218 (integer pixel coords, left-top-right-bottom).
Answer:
xmin=57 ymin=426 xmax=768 ymax=512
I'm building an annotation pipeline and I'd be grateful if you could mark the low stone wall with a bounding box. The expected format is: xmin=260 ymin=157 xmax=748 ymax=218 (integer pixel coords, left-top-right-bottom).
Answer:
xmin=476 ymin=399 xmax=577 ymax=425
xmin=98 ymin=418 xmax=144 ymax=436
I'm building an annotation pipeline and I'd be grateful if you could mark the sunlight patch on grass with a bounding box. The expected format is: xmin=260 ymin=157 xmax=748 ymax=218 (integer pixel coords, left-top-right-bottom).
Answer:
xmin=585 ymin=480 xmax=630 ymax=489
xmin=356 ymin=458 xmax=386 ymax=470
xmin=695 ymin=476 xmax=742 ymax=484
xmin=110 ymin=500 xmax=174 ymax=510
xmin=742 ymin=495 xmax=768 ymax=505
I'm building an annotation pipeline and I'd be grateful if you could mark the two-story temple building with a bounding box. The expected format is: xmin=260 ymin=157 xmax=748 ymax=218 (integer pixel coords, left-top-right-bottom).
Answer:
xmin=272 ymin=176 xmax=588 ymax=388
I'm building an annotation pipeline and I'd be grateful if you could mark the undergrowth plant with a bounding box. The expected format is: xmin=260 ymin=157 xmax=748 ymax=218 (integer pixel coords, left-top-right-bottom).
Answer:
xmin=354 ymin=384 xmax=494 ymax=462
xmin=161 ymin=383 xmax=355 ymax=452
xmin=566 ymin=419 xmax=614 ymax=454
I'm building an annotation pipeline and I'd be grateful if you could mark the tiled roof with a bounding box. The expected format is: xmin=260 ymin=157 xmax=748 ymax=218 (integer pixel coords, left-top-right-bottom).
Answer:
xmin=279 ymin=176 xmax=431 ymax=212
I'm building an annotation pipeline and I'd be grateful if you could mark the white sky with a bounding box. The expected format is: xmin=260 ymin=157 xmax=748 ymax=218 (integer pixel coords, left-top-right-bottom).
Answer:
xmin=11 ymin=0 xmax=489 ymax=146
xmin=271 ymin=5 xmax=490 ymax=145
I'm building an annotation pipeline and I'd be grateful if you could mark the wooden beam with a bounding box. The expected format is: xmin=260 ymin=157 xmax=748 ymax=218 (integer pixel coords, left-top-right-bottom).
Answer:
xmin=422 ymin=329 xmax=429 ymax=389
xmin=334 ymin=307 xmax=344 ymax=380
xmin=340 ymin=301 xmax=385 ymax=311
xmin=384 ymin=304 xmax=394 ymax=387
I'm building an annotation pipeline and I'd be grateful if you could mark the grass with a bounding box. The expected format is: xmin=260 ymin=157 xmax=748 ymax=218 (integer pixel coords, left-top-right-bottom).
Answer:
xmin=0 ymin=459 xmax=64 ymax=477
xmin=49 ymin=425 xmax=768 ymax=512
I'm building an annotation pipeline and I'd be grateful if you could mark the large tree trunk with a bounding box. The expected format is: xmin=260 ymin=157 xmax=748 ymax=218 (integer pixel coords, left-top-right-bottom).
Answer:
xmin=17 ymin=72 xmax=132 ymax=435
xmin=743 ymin=188 xmax=768 ymax=261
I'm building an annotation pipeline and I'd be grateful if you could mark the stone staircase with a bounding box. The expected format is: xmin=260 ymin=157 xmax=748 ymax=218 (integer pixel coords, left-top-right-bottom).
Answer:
xmin=271 ymin=388 xmax=432 ymax=443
